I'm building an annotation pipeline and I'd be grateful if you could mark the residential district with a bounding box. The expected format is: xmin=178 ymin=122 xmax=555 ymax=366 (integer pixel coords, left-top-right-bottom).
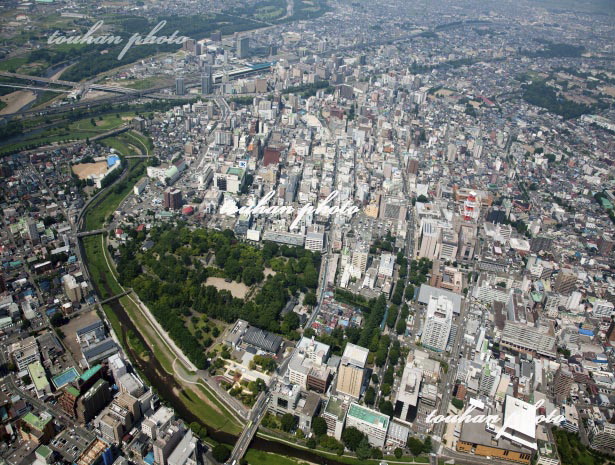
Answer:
xmin=0 ymin=1 xmax=613 ymax=465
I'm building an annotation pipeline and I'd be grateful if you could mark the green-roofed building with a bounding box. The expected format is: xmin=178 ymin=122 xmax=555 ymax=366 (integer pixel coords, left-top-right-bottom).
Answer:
xmin=322 ymin=396 xmax=348 ymax=439
xmin=35 ymin=445 xmax=52 ymax=461
xmin=20 ymin=411 xmax=54 ymax=444
xmin=66 ymin=385 xmax=80 ymax=397
xmin=80 ymin=364 xmax=102 ymax=383
xmin=345 ymin=402 xmax=389 ymax=448
xmin=28 ymin=361 xmax=50 ymax=398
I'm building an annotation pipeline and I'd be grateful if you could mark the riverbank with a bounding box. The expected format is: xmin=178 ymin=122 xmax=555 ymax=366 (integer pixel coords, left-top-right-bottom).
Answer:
xmin=80 ymin=159 xmax=244 ymax=436
xmin=255 ymin=432 xmax=431 ymax=465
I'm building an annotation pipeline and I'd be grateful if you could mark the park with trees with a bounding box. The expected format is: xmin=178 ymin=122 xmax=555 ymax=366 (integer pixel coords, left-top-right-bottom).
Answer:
xmin=115 ymin=225 xmax=321 ymax=369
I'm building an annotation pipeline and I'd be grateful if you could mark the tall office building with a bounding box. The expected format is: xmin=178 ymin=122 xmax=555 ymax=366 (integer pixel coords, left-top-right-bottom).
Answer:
xmin=395 ymin=363 xmax=422 ymax=421
xmin=553 ymin=268 xmax=576 ymax=296
xmin=351 ymin=247 xmax=369 ymax=278
xmin=201 ymin=66 xmax=213 ymax=95
xmin=27 ymin=219 xmax=40 ymax=245
xmin=479 ymin=359 xmax=502 ymax=397
xmin=163 ymin=188 xmax=182 ymax=210
xmin=175 ymin=77 xmax=185 ymax=96
xmin=62 ymin=274 xmax=84 ymax=303
xmin=336 ymin=343 xmax=368 ymax=400
xmin=236 ymin=37 xmax=249 ymax=58
xmin=417 ymin=220 xmax=440 ymax=260
xmin=552 ymin=367 xmax=573 ymax=401
xmin=153 ymin=421 xmax=185 ymax=465
xmin=421 ymin=295 xmax=453 ymax=352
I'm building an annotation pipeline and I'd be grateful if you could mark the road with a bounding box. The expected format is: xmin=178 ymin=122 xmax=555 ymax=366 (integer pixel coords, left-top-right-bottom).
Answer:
xmin=228 ymin=136 xmax=338 ymax=462
xmin=433 ymin=296 xmax=466 ymax=438
xmin=227 ymin=388 xmax=270 ymax=464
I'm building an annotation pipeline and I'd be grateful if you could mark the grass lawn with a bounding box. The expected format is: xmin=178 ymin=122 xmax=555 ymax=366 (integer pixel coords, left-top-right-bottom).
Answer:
xmin=99 ymin=134 xmax=141 ymax=156
xmin=0 ymin=56 xmax=28 ymax=72
xmin=179 ymin=384 xmax=243 ymax=435
xmin=82 ymin=236 xmax=123 ymax=299
xmin=123 ymin=76 xmax=170 ymax=90
xmin=99 ymin=130 xmax=150 ymax=156
xmin=32 ymin=91 xmax=61 ymax=108
xmin=245 ymin=450 xmax=308 ymax=465
xmin=0 ymin=112 xmax=131 ymax=155
xmin=71 ymin=114 xmax=126 ymax=132
xmin=124 ymin=130 xmax=152 ymax=153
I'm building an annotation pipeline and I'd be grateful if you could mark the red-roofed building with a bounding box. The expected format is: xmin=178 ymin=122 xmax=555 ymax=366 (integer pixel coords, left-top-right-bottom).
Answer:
xmin=263 ymin=147 xmax=281 ymax=167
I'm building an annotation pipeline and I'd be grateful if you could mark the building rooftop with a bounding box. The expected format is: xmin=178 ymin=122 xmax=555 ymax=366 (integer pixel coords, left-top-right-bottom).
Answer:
xmin=22 ymin=411 xmax=52 ymax=431
xmin=66 ymin=385 xmax=80 ymax=397
xmin=341 ymin=343 xmax=369 ymax=368
xmin=324 ymin=396 xmax=346 ymax=421
xmin=347 ymin=402 xmax=389 ymax=430
xmin=80 ymin=364 xmax=102 ymax=383
xmin=28 ymin=361 xmax=49 ymax=391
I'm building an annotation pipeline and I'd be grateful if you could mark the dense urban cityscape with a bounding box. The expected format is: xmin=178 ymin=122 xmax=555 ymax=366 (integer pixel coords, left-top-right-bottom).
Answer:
xmin=0 ymin=0 xmax=614 ymax=465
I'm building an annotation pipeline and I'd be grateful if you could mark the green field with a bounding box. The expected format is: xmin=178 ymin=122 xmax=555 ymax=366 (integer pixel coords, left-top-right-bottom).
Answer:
xmin=0 ymin=113 xmax=130 ymax=155
xmin=245 ymin=450 xmax=308 ymax=465
xmin=124 ymin=76 xmax=170 ymax=90
xmin=0 ymin=56 xmax=28 ymax=72
xmin=71 ymin=114 xmax=127 ymax=132
xmin=99 ymin=130 xmax=151 ymax=156
xmin=99 ymin=133 xmax=141 ymax=156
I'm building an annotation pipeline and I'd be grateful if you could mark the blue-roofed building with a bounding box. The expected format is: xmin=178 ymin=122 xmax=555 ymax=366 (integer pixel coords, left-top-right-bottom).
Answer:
xmin=46 ymin=307 xmax=58 ymax=317
xmin=579 ymin=328 xmax=594 ymax=337
xmin=144 ymin=451 xmax=155 ymax=465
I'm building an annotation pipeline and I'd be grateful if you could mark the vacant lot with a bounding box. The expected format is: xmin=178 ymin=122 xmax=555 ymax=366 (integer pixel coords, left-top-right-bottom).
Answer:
xmin=60 ymin=310 xmax=102 ymax=365
xmin=204 ymin=277 xmax=250 ymax=299
xmin=0 ymin=90 xmax=36 ymax=115
xmin=72 ymin=162 xmax=108 ymax=179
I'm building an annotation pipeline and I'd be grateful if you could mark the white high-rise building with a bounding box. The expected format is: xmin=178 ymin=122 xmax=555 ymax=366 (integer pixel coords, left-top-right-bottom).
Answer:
xmin=417 ymin=220 xmax=440 ymax=260
xmin=421 ymin=295 xmax=453 ymax=352
xmin=345 ymin=403 xmax=389 ymax=448
xmin=395 ymin=363 xmax=422 ymax=420
xmin=351 ymin=247 xmax=369 ymax=278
